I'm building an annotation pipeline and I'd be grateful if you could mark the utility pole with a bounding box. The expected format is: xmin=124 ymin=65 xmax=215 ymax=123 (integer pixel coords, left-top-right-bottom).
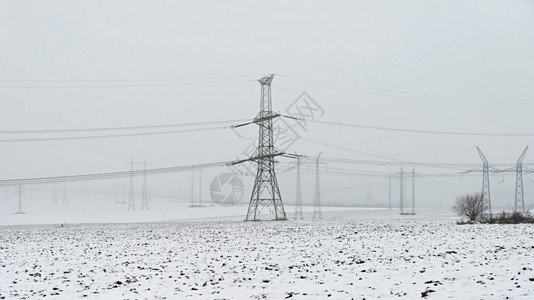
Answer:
xmin=125 ymin=159 xmax=150 ymax=210
xmin=399 ymin=167 xmax=404 ymax=214
xmin=313 ymin=152 xmax=322 ymax=219
xmin=411 ymin=168 xmax=415 ymax=215
xmin=294 ymin=156 xmax=303 ymax=219
xmin=245 ymin=74 xmax=286 ymax=221
xmin=16 ymin=185 xmax=25 ymax=214
xmin=128 ymin=159 xmax=135 ymax=210
xmin=476 ymin=147 xmax=491 ymax=218
xmin=62 ymin=180 xmax=68 ymax=205
xmin=199 ymin=168 xmax=202 ymax=207
xmin=190 ymin=169 xmax=195 ymax=207
xmin=141 ymin=159 xmax=148 ymax=210
xmin=515 ymin=146 xmax=528 ymax=213
xmin=388 ymin=173 xmax=392 ymax=210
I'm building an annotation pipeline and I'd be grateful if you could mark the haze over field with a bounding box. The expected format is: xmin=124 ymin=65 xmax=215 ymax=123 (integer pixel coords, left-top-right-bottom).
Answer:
xmin=2 ymin=1 xmax=534 ymax=214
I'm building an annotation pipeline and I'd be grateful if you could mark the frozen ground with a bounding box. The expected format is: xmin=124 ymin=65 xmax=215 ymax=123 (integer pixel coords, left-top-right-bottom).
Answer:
xmin=1 ymin=208 xmax=533 ymax=299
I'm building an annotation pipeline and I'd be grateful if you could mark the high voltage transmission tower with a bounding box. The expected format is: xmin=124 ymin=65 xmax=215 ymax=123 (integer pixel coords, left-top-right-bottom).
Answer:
xmin=400 ymin=167 xmax=406 ymax=214
xmin=476 ymin=147 xmax=491 ymax=217
xmin=125 ymin=159 xmax=151 ymax=210
xmin=294 ymin=156 xmax=303 ymax=219
xmin=16 ymin=185 xmax=25 ymax=214
xmin=410 ymin=168 xmax=416 ymax=215
xmin=62 ymin=180 xmax=68 ymax=205
xmin=515 ymin=146 xmax=528 ymax=213
xmin=397 ymin=167 xmax=416 ymax=215
xmin=313 ymin=153 xmax=322 ymax=219
xmin=240 ymin=74 xmax=286 ymax=221
xmin=141 ymin=160 xmax=149 ymax=210
xmin=388 ymin=173 xmax=392 ymax=210
xmin=128 ymin=159 xmax=135 ymax=210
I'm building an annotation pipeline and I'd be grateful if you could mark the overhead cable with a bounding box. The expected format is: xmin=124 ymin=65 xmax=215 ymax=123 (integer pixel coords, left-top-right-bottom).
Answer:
xmin=0 ymin=161 xmax=233 ymax=186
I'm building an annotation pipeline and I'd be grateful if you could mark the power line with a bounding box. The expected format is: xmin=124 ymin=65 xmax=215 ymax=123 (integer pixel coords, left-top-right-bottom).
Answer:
xmin=0 ymin=119 xmax=248 ymax=134
xmin=298 ymin=118 xmax=534 ymax=137
xmin=315 ymin=155 xmax=527 ymax=169
xmin=0 ymin=161 xmax=232 ymax=186
xmin=277 ymin=74 xmax=533 ymax=109
xmin=0 ymin=79 xmax=255 ymax=89
xmin=0 ymin=74 xmax=263 ymax=83
xmin=0 ymin=125 xmax=230 ymax=142
xmin=301 ymin=137 xmax=405 ymax=162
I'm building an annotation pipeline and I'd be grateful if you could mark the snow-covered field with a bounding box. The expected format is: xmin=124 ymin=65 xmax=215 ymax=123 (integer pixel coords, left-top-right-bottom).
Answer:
xmin=1 ymin=209 xmax=533 ymax=299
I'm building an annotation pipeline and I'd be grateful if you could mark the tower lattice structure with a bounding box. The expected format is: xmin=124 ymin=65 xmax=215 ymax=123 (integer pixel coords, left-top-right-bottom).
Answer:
xmin=399 ymin=167 xmax=404 ymax=214
xmin=515 ymin=146 xmax=528 ymax=213
xmin=476 ymin=147 xmax=491 ymax=217
xmin=245 ymin=74 xmax=286 ymax=221
xmin=313 ymin=153 xmax=322 ymax=219
xmin=294 ymin=156 xmax=303 ymax=219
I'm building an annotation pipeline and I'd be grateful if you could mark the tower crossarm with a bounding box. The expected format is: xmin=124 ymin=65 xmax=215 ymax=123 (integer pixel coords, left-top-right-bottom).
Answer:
xmin=229 ymin=152 xmax=285 ymax=166
xmin=253 ymin=112 xmax=281 ymax=124
xmin=517 ymin=146 xmax=528 ymax=165
xmin=476 ymin=146 xmax=488 ymax=164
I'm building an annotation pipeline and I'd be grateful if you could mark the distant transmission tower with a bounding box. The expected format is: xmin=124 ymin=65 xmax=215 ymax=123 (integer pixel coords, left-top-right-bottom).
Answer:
xmin=294 ymin=156 xmax=303 ymax=219
xmin=16 ymin=185 xmax=25 ymax=214
xmin=411 ymin=168 xmax=416 ymax=215
xmin=476 ymin=147 xmax=491 ymax=217
xmin=199 ymin=168 xmax=202 ymax=207
xmin=515 ymin=146 xmax=528 ymax=213
xmin=388 ymin=173 xmax=392 ymax=210
xmin=190 ymin=170 xmax=195 ymax=206
xmin=62 ymin=180 xmax=68 ymax=205
xmin=245 ymin=74 xmax=286 ymax=221
xmin=128 ymin=159 xmax=135 ymax=210
xmin=313 ymin=153 xmax=322 ymax=219
xmin=141 ymin=160 xmax=149 ymax=210
xmin=399 ymin=167 xmax=404 ymax=214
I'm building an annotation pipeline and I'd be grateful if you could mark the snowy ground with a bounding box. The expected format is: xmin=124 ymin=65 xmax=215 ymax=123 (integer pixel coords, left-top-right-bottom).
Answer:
xmin=1 ymin=208 xmax=533 ymax=299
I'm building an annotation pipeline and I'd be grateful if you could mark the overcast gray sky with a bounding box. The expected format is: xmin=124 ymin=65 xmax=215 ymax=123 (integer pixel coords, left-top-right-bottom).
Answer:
xmin=1 ymin=1 xmax=533 ymax=209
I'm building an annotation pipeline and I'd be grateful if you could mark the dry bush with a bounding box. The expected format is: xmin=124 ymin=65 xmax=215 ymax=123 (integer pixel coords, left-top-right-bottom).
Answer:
xmin=453 ymin=193 xmax=487 ymax=223
xmin=487 ymin=210 xmax=534 ymax=224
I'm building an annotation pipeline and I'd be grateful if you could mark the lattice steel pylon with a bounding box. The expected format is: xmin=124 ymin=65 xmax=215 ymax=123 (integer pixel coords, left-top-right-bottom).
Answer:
xmin=411 ymin=168 xmax=415 ymax=215
xmin=515 ymin=146 xmax=528 ymax=213
xmin=313 ymin=153 xmax=322 ymax=219
xmin=294 ymin=156 xmax=304 ymax=219
xmin=388 ymin=173 xmax=392 ymax=210
xmin=245 ymin=74 xmax=287 ymax=221
xmin=128 ymin=159 xmax=135 ymax=210
xmin=476 ymin=147 xmax=491 ymax=217
xmin=399 ymin=167 xmax=404 ymax=214
xmin=141 ymin=160 xmax=148 ymax=210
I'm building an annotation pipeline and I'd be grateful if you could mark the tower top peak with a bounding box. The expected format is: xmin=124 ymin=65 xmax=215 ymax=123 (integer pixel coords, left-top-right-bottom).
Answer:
xmin=258 ymin=74 xmax=274 ymax=86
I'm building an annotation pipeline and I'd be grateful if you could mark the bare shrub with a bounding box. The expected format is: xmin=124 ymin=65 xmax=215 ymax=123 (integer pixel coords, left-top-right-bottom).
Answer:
xmin=487 ymin=210 xmax=534 ymax=224
xmin=453 ymin=193 xmax=487 ymax=222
